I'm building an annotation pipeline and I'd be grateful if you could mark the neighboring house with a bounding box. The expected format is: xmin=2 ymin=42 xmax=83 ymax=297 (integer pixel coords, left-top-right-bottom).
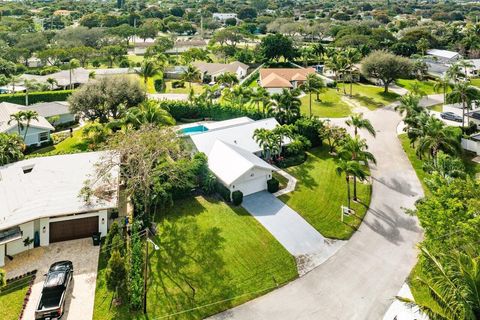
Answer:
xmin=188 ymin=117 xmax=284 ymax=196
xmin=425 ymin=60 xmax=449 ymax=78
xmin=259 ymin=68 xmax=316 ymax=94
xmin=193 ymin=61 xmax=249 ymax=82
xmin=0 ymin=152 xmax=119 ymax=267
xmin=461 ymin=133 xmax=480 ymax=156
xmin=22 ymin=68 xmax=91 ymax=89
xmin=165 ymin=39 xmax=208 ymax=55
xmin=466 ymin=110 xmax=480 ymax=128
xmin=426 ymin=49 xmax=461 ymax=64
xmin=212 ymin=13 xmax=237 ymax=22
xmin=19 ymin=101 xmax=76 ymax=126
xmin=0 ymin=102 xmax=54 ymax=146
xmin=164 ymin=66 xmax=189 ymax=79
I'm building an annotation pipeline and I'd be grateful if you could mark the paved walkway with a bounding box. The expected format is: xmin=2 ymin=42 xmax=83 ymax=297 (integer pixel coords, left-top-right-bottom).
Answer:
xmin=211 ymin=104 xmax=424 ymax=319
xmin=272 ymin=169 xmax=297 ymax=197
xmin=242 ymin=192 xmax=345 ymax=275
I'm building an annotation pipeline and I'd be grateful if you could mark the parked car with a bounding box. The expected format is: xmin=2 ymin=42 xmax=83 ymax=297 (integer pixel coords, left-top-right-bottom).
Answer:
xmin=440 ymin=112 xmax=463 ymax=122
xmin=35 ymin=261 xmax=73 ymax=320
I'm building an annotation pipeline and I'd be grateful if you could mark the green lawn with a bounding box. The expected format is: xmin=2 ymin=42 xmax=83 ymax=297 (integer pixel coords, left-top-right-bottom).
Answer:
xmin=127 ymin=55 xmax=144 ymax=65
xmin=339 ymin=83 xmax=400 ymax=110
xmin=279 ymin=147 xmax=372 ymax=239
xmin=300 ymin=89 xmax=352 ymax=118
xmin=396 ymin=79 xmax=437 ymax=95
xmin=93 ymin=196 xmax=297 ymax=320
xmin=273 ymin=171 xmax=289 ymax=190
xmin=164 ymin=81 xmax=205 ymax=95
xmin=31 ymin=127 xmax=89 ymax=155
xmin=470 ymin=78 xmax=480 ymax=88
xmin=428 ymin=103 xmax=443 ymax=112
xmin=0 ymin=277 xmax=31 ymax=320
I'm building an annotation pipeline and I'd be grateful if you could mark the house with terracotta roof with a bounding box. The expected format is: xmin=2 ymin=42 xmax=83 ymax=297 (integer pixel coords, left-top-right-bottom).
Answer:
xmin=259 ymin=68 xmax=316 ymax=94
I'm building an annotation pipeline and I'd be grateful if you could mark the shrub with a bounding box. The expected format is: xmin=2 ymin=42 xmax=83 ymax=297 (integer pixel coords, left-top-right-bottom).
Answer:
xmin=293 ymin=117 xmax=324 ymax=147
xmin=267 ymin=177 xmax=280 ymax=193
xmin=0 ymin=90 xmax=73 ymax=105
xmin=171 ymin=80 xmax=185 ymax=88
xmin=231 ymin=190 xmax=243 ymax=206
xmin=285 ymin=135 xmax=311 ymax=156
xmin=106 ymin=250 xmax=127 ymax=303
xmin=216 ymin=182 xmax=231 ymax=202
xmin=105 ymin=221 xmax=121 ymax=251
xmin=326 ymin=81 xmax=337 ymax=88
xmin=276 ymin=153 xmax=306 ymax=168
xmin=0 ymin=268 xmax=6 ymax=288
xmin=154 ymin=78 xmax=164 ymax=92
xmin=119 ymin=59 xmax=130 ymax=68
xmin=202 ymin=172 xmax=217 ymax=195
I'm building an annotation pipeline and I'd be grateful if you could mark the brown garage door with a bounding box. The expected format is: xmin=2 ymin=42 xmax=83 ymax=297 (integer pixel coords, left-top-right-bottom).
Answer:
xmin=49 ymin=216 xmax=99 ymax=243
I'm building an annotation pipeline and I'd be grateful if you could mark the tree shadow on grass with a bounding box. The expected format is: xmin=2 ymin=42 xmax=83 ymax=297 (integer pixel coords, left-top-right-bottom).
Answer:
xmin=148 ymin=198 xmax=236 ymax=319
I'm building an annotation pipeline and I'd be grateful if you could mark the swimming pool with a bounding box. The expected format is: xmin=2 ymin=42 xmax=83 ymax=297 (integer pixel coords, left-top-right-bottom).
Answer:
xmin=180 ymin=125 xmax=208 ymax=135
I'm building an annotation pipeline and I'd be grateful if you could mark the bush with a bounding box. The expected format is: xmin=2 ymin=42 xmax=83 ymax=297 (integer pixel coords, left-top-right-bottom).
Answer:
xmin=326 ymin=81 xmax=337 ymax=88
xmin=0 ymin=268 xmax=6 ymax=288
xmin=293 ymin=117 xmax=324 ymax=147
xmin=171 ymin=80 xmax=185 ymax=88
xmin=119 ymin=59 xmax=130 ymax=68
xmin=276 ymin=153 xmax=306 ymax=168
xmin=216 ymin=182 xmax=231 ymax=202
xmin=159 ymin=100 xmax=264 ymax=122
xmin=154 ymin=78 xmax=164 ymax=92
xmin=267 ymin=177 xmax=279 ymax=193
xmin=0 ymin=90 xmax=73 ymax=105
xmin=202 ymin=172 xmax=217 ymax=195
xmin=231 ymin=190 xmax=243 ymax=206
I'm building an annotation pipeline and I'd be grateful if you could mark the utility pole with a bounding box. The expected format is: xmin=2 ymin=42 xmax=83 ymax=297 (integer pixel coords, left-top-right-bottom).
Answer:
xmin=143 ymin=228 xmax=149 ymax=314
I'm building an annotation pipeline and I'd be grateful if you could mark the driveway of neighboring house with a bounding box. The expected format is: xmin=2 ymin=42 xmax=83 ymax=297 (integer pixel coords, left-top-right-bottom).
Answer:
xmin=4 ymin=238 xmax=100 ymax=320
xmin=242 ymin=191 xmax=345 ymax=275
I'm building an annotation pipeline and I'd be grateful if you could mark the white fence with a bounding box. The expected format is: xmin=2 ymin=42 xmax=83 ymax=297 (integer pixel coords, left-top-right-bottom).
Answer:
xmin=461 ymin=138 xmax=480 ymax=155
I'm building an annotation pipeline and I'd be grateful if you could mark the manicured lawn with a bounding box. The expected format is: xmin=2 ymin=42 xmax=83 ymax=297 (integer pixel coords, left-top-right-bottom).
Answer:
xmin=399 ymin=133 xmax=480 ymax=196
xmin=273 ymin=171 xmax=289 ymax=190
xmin=93 ymin=196 xmax=297 ymax=320
xmin=428 ymin=103 xmax=443 ymax=112
xmin=145 ymin=74 xmax=162 ymax=94
xmin=300 ymin=89 xmax=352 ymax=118
xmin=127 ymin=55 xmax=144 ymax=65
xmin=470 ymin=78 xmax=480 ymax=88
xmin=396 ymin=79 xmax=437 ymax=95
xmin=31 ymin=127 xmax=89 ymax=155
xmin=0 ymin=277 xmax=31 ymax=320
xmin=279 ymin=147 xmax=372 ymax=239
xmin=164 ymin=81 xmax=205 ymax=94
xmin=339 ymin=83 xmax=400 ymax=110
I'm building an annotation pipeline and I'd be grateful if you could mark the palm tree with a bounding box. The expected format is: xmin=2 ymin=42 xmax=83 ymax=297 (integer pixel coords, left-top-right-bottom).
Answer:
xmin=447 ymin=81 xmax=480 ymax=128
xmin=9 ymin=75 xmax=21 ymax=94
xmin=46 ymin=77 xmax=58 ymax=91
xmin=216 ymin=72 xmax=239 ymax=87
xmin=342 ymin=48 xmax=361 ymax=96
xmin=202 ymin=84 xmax=220 ymax=106
xmin=67 ymin=59 xmax=80 ymax=90
xmin=20 ymin=110 xmax=39 ymax=141
xmin=446 ymin=63 xmax=464 ymax=83
xmin=398 ymin=246 xmax=480 ymax=320
xmin=222 ymin=85 xmax=252 ymax=110
xmin=300 ymin=73 xmax=324 ymax=117
xmin=82 ymin=121 xmax=109 ymax=150
xmin=335 ymin=159 xmax=367 ymax=209
xmin=345 ymin=113 xmax=376 ymax=137
xmin=8 ymin=112 xmax=24 ymax=136
xmin=416 ymin=116 xmax=461 ymax=160
xmin=312 ymin=43 xmax=325 ymax=66
xmin=136 ymin=60 xmax=161 ymax=87
xmin=269 ymin=89 xmax=302 ymax=124
xmin=182 ymin=65 xmax=201 ymax=89
xmin=457 ymin=60 xmax=474 ymax=79
xmin=338 ymin=136 xmax=376 ymax=201
xmin=250 ymin=87 xmax=270 ymax=114
xmin=253 ymin=128 xmax=276 ymax=161
xmin=433 ymin=76 xmax=451 ymax=102
xmin=23 ymin=79 xmax=39 ymax=106
xmin=0 ymin=133 xmax=24 ymax=165
xmin=272 ymin=124 xmax=293 ymax=158
xmin=121 ymin=100 xmax=175 ymax=130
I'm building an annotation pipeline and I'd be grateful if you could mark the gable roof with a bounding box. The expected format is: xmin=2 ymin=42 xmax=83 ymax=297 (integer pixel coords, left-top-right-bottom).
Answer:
xmin=208 ymin=140 xmax=274 ymax=185
xmin=426 ymin=49 xmax=460 ymax=60
xmin=0 ymin=102 xmax=54 ymax=133
xmin=190 ymin=117 xmax=280 ymax=155
xmin=192 ymin=61 xmax=249 ymax=76
xmin=259 ymin=68 xmax=316 ymax=88
xmin=19 ymin=101 xmax=71 ymax=118
xmin=0 ymin=152 xmax=118 ymax=231
xmin=21 ymin=68 xmax=91 ymax=87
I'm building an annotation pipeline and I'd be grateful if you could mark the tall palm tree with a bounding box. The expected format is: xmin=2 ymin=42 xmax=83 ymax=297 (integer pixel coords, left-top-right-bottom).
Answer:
xmin=446 ymin=63 xmax=464 ymax=83
xmin=272 ymin=124 xmax=293 ymax=158
xmin=20 ymin=110 xmax=39 ymax=141
xmin=312 ymin=43 xmax=325 ymax=66
xmin=67 ymin=59 xmax=80 ymax=90
xmin=338 ymin=136 xmax=376 ymax=201
xmin=182 ymin=65 xmax=201 ymax=89
xmin=223 ymin=85 xmax=252 ymax=110
xmin=446 ymin=81 xmax=480 ymax=127
xmin=23 ymin=79 xmax=39 ymax=106
xmin=269 ymin=89 xmax=302 ymax=124
xmin=253 ymin=128 xmax=276 ymax=161
xmin=345 ymin=113 xmax=376 ymax=137
xmin=457 ymin=60 xmax=474 ymax=79
xmin=8 ymin=112 xmax=24 ymax=136
xmin=342 ymin=48 xmax=361 ymax=96
xmin=216 ymin=72 xmax=239 ymax=87
xmin=202 ymin=84 xmax=220 ymax=106
xmin=398 ymin=246 xmax=480 ymax=320
xmin=300 ymin=73 xmax=324 ymax=117
xmin=335 ymin=159 xmax=367 ymax=209
xmin=136 ymin=60 xmax=161 ymax=87
xmin=433 ymin=76 xmax=451 ymax=102
xmin=46 ymin=77 xmax=58 ymax=91
xmin=250 ymin=87 xmax=270 ymax=114
xmin=121 ymin=100 xmax=175 ymax=130
xmin=416 ymin=116 xmax=461 ymax=160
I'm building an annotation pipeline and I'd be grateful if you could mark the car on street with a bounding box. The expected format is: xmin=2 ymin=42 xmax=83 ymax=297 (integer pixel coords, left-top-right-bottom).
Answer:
xmin=440 ymin=112 xmax=463 ymax=122
xmin=35 ymin=261 xmax=73 ymax=320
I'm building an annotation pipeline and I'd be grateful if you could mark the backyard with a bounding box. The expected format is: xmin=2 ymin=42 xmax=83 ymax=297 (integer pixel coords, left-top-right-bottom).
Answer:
xmin=0 ymin=276 xmax=32 ymax=320
xmin=31 ymin=127 xmax=89 ymax=155
xmin=338 ymin=83 xmax=399 ymax=110
xmin=279 ymin=147 xmax=372 ymax=240
xmin=93 ymin=196 xmax=297 ymax=320
xmin=164 ymin=80 xmax=205 ymax=95
xmin=300 ymin=89 xmax=352 ymax=118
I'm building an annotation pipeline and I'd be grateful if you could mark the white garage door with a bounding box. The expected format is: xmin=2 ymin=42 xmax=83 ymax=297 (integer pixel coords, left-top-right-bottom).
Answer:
xmin=235 ymin=177 xmax=267 ymax=196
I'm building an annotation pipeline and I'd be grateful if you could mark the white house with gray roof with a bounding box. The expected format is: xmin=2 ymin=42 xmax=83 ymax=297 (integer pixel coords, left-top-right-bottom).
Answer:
xmin=20 ymin=101 xmax=75 ymax=126
xmin=192 ymin=61 xmax=249 ymax=82
xmin=0 ymin=102 xmax=54 ymax=146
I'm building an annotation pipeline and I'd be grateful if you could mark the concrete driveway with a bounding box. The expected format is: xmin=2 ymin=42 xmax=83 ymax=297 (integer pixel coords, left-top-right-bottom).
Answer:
xmin=4 ymin=238 xmax=100 ymax=320
xmin=242 ymin=192 xmax=345 ymax=275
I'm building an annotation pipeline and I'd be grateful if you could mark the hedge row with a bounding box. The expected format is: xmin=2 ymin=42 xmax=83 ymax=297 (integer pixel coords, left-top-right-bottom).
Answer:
xmin=160 ymin=100 xmax=265 ymax=121
xmin=0 ymin=90 xmax=73 ymax=105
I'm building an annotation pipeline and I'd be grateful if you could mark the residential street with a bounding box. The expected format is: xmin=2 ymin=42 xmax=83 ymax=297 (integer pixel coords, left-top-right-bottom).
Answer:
xmin=210 ymin=105 xmax=425 ymax=320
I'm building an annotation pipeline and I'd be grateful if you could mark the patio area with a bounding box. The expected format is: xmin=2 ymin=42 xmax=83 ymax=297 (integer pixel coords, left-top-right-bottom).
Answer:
xmin=4 ymin=238 xmax=100 ymax=320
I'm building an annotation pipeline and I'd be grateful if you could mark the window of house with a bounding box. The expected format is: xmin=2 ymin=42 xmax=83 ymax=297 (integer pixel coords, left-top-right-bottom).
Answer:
xmin=39 ymin=132 xmax=49 ymax=142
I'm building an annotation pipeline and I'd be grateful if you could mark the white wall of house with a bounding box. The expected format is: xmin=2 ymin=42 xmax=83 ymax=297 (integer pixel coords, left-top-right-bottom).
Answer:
xmin=462 ymin=138 xmax=480 ymax=155
xmin=39 ymin=217 xmax=50 ymax=246
xmin=6 ymin=221 xmax=34 ymax=256
xmin=6 ymin=126 xmax=51 ymax=146
xmin=0 ymin=244 xmax=4 ymax=267
xmin=54 ymin=113 xmax=76 ymax=125
xmin=229 ymin=168 xmax=273 ymax=196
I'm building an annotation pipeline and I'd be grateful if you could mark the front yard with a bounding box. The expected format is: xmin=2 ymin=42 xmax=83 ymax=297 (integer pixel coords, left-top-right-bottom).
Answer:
xmin=164 ymin=80 xmax=205 ymax=95
xmin=93 ymin=196 xmax=297 ymax=320
xmin=339 ymin=83 xmax=399 ymax=110
xmin=31 ymin=127 xmax=89 ymax=155
xmin=0 ymin=277 xmax=31 ymax=320
xmin=396 ymin=79 xmax=438 ymax=95
xmin=279 ymin=147 xmax=372 ymax=240
xmin=300 ymin=89 xmax=352 ymax=118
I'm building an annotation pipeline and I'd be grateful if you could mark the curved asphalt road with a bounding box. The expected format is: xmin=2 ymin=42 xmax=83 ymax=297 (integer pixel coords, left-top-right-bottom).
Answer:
xmin=210 ymin=105 xmax=425 ymax=320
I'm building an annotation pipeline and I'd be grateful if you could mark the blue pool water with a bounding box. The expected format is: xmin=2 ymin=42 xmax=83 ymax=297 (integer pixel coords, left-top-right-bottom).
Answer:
xmin=180 ymin=125 xmax=208 ymax=135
